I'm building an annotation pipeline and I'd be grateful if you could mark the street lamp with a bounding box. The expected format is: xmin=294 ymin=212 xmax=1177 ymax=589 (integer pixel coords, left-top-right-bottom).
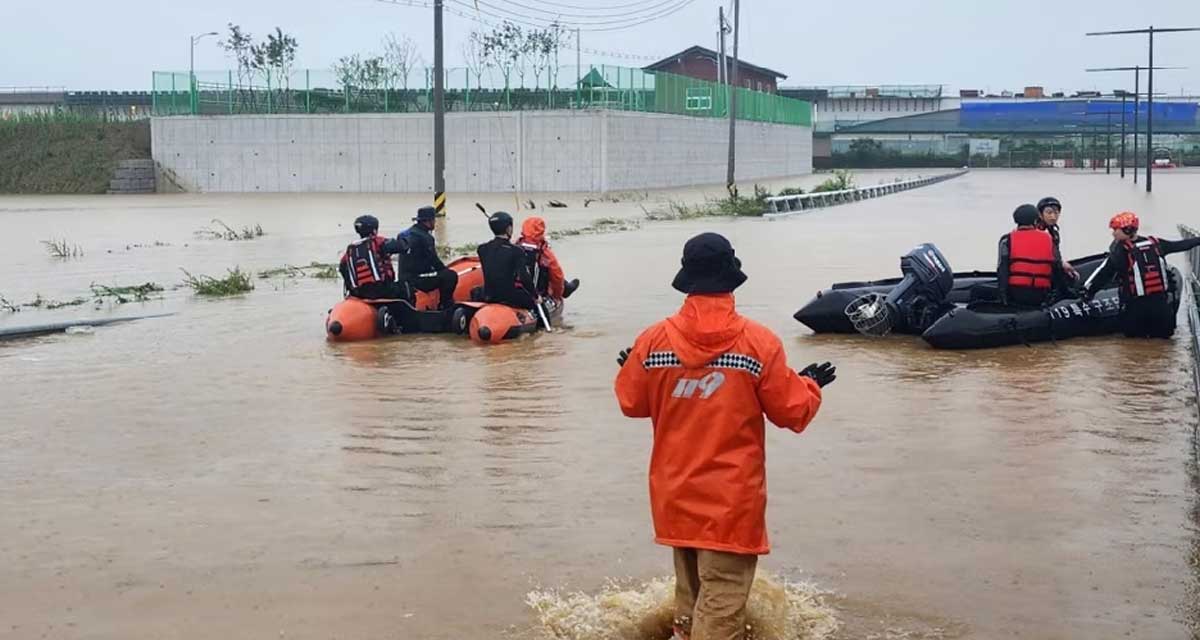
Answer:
xmin=1085 ymin=66 xmax=1183 ymax=182
xmin=190 ymin=31 xmax=219 ymax=115
xmin=1086 ymin=26 xmax=1200 ymax=192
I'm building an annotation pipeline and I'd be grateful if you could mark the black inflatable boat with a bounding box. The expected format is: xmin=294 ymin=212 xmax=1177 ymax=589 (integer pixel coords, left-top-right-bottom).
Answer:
xmin=793 ymin=243 xmax=1181 ymax=349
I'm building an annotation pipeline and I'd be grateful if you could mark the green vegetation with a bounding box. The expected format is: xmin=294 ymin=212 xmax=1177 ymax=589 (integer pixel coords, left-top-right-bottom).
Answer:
xmin=0 ymin=292 xmax=89 ymax=312
xmin=181 ymin=268 xmax=255 ymax=296
xmin=437 ymin=243 xmax=481 ymax=260
xmin=0 ymin=113 xmax=151 ymax=194
xmin=196 ymin=219 xmax=266 ymax=241
xmin=90 ymin=282 xmax=164 ymax=304
xmin=257 ymin=262 xmax=340 ymax=280
xmin=41 ymin=239 xmax=84 ymax=258
xmin=810 ymin=169 xmax=855 ymax=193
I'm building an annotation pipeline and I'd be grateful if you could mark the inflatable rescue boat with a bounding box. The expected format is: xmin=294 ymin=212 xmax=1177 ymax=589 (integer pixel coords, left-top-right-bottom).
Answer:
xmin=325 ymin=255 xmax=564 ymax=344
xmin=793 ymin=243 xmax=1181 ymax=349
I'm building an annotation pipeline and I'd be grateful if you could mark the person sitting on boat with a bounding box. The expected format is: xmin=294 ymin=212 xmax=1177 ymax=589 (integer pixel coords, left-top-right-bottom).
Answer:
xmin=339 ymin=214 xmax=409 ymax=300
xmin=1036 ymin=196 xmax=1079 ymax=281
xmin=477 ymin=211 xmax=538 ymax=311
xmin=1081 ymin=211 xmax=1200 ymax=338
xmin=400 ymin=206 xmax=459 ymax=311
xmin=516 ymin=216 xmax=580 ymax=303
xmin=997 ymin=204 xmax=1069 ymax=308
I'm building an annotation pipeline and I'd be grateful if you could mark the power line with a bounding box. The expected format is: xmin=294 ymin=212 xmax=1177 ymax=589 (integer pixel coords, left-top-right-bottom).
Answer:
xmin=457 ymin=0 xmax=684 ymax=21
xmin=371 ymin=0 xmax=665 ymax=59
xmin=446 ymin=0 xmax=699 ymax=32
xmin=511 ymin=0 xmax=670 ymax=11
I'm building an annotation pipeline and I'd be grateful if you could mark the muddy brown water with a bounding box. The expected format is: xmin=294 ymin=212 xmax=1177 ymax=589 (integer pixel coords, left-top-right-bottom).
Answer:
xmin=1 ymin=169 xmax=1197 ymax=639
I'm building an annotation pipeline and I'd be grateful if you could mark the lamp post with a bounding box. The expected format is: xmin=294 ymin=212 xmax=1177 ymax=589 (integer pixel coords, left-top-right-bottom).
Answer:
xmin=190 ymin=31 xmax=219 ymax=115
xmin=1085 ymin=66 xmax=1183 ymax=182
xmin=1086 ymin=26 xmax=1200 ymax=192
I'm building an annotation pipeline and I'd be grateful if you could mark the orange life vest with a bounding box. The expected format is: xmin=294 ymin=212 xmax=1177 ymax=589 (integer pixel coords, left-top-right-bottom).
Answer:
xmin=1007 ymin=228 xmax=1055 ymax=290
xmin=343 ymin=236 xmax=395 ymax=288
xmin=1124 ymin=237 xmax=1167 ymax=296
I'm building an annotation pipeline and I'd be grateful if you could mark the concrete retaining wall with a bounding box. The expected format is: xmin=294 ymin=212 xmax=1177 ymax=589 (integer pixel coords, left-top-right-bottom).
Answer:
xmin=151 ymin=111 xmax=811 ymax=193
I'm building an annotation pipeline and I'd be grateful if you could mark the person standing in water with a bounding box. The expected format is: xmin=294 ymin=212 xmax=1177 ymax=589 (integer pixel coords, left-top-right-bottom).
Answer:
xmin=1083 ymin=211 xmax=1200 ymax=338
xmin=614 ymin=232 xmax=836 ymax=640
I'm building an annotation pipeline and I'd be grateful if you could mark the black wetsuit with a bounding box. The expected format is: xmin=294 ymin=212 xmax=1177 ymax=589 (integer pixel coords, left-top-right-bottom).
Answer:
xmin=477 ymin=236 xmax=536 ymax=309
xmin=1084 ymin=236 xmax=1200 ymax=338
xmin=401 ymin=224 xmax=458 ymax=309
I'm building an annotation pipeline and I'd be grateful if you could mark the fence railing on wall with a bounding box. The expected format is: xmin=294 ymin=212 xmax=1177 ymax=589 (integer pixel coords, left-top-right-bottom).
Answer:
xmin=1179 ymin=224 xmax=1200 ymax=460
xmin=150 ymin=64 xmax=812 ymax=127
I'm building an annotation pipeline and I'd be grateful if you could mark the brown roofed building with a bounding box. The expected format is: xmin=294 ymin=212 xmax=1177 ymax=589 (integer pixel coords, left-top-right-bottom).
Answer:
xmin=642 ymin=45 xmax=787 ymax=94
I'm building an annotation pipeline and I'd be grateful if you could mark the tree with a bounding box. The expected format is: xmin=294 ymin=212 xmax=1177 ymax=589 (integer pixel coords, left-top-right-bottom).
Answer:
xmin=480 ymin=22 xmax=523 ymax=92
xmin=382 ymin=33 xmax=422 ymax=92
xmin=526 ymin=22 xmax=565 ymax=90
xmin=220 ymin=23 xmax=255 ymax=103
xmin=462 ymin=32 xmax=487 ymax=91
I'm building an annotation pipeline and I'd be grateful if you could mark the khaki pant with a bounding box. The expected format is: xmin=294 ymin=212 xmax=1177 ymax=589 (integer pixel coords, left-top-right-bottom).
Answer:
xmin=672 ymin=548 xmax=758 ymax=640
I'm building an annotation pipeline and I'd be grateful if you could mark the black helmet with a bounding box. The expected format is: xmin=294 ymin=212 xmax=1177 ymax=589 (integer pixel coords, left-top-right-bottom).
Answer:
xmin=1036 ymin=197 xmax=1062 ymax=213
xmin=354 ymin=214 xmax=379 ymax=237
xmin=414 ymin=206 xmax=437 ymax=222
xmin=488 ymin=211 xmax=514 ymax=235
xmin=1013 ymin=204 xmax=1039 ymax=226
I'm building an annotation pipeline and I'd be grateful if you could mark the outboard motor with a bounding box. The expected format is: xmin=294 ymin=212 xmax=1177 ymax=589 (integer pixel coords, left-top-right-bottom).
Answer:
xmin=846 ymin=243 xmax=954 ymax=336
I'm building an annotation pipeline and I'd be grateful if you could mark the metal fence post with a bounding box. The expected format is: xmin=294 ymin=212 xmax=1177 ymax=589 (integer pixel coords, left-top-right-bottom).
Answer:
xmin=305 ymin=70 xmax=311 ymax=114
xmin=228 ymin=70 xmax=233 ymax=114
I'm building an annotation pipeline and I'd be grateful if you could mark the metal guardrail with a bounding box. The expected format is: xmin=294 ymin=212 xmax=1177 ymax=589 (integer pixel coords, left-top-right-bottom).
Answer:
xmin=762 ymin=170 xmax=969 ymax=219
xmin=1179 ymin=224 xmax=1200 ymax=461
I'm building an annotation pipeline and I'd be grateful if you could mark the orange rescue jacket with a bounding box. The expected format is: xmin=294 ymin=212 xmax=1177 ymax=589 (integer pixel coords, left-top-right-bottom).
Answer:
xmin=517 ymin=217 xmax=566 ymax=300
xmin=614 ymin=294 xmax=823 ymax=555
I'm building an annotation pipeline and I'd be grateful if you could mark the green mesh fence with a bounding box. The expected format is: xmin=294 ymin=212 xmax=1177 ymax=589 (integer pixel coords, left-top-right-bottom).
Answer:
xmin=151 ymin=64 xmax=811 ymax=127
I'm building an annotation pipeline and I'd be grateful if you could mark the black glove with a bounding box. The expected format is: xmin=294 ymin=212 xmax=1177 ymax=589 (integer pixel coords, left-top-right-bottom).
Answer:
xmin=1080 ymin=289 xmax=1094 ymax=303
xmin=617 ymin=347 xmax=632 ymax=367
xmin=798 ymin=361 xmax=837 ymax=388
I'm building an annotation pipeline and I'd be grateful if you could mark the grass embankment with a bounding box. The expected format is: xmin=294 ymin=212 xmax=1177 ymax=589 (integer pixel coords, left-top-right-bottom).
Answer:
xmin=0 ymin=113 xmax=151 ymax=194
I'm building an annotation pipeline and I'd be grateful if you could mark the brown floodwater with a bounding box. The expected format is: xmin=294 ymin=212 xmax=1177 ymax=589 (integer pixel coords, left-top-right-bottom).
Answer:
xmin=1 ymin=169 xmax=1197 ymax=639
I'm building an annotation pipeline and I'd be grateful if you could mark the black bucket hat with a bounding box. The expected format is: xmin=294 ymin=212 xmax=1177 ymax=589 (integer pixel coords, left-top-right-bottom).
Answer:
xmin=671 ymin=232 xmax=748 ymax=294
xmin=414 ymin=206 xmax=437 ymax=221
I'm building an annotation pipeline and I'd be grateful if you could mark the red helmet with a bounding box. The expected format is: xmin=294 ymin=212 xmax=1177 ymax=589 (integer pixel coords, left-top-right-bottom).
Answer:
xmin=1109 ymin=211 xmax=1139 ymax=231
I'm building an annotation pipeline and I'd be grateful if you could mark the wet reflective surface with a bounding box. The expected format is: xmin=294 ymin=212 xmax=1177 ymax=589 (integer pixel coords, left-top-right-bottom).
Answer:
xmin=1 ymin=169 xmax=1197 ymax=639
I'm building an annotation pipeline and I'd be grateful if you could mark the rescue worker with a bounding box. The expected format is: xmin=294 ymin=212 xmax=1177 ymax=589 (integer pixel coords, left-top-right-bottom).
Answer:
xmin=516 ymin=216 xmax=580 ymax=302
xmin=477 ymin=211 xmax=537 ymax=310
xmin=400 ymin=206 xmax=459 ymax=310
xmin=997 ymin=204 xmax=1068 ymax=307
xmin=613 ymin=232 xmax=835 ymax=640
xmin=338 ymin=214 xmax=408 ymax=300
xmin=1082 ymin=211 xmax=1200 ymax=338
xmin=1036 ymin=196 xmax=1079 ymax=280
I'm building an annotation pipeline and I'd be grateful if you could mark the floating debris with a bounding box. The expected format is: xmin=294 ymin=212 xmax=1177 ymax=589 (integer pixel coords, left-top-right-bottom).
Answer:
xmin=181 ymin=267 xmax=255 ymax=296
xmin=41 ymin=239 xmax=83 ymax=258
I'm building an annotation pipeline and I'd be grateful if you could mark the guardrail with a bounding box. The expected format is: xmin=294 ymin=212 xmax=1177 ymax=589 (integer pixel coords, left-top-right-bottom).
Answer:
xmin=762 ymin=169 xmax=969 ymax=219
xmin=1179 ymin=224 xmax=1200 ymax=460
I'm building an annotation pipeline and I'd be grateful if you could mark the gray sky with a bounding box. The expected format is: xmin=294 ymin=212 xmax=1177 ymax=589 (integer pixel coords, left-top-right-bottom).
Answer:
xmin=4 ymin=0 xmax=1199 ymax=94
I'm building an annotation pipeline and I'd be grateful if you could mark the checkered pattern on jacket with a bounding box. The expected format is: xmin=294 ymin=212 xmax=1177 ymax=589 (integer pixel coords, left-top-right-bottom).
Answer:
xmin=642 ymin=351 xmax=763 ymax=378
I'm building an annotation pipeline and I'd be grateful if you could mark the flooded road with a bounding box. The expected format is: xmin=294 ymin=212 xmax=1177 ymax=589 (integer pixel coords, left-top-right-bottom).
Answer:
xmin=1 ymin=169 xmax=1197 ymax=639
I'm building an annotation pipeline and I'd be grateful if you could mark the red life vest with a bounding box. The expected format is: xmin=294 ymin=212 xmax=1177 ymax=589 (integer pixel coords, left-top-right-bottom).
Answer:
xmin=343 ymin=236 xmax=395 ymax=288
xmin=1007 ymin=228 xmax=1056 ymax=290
xmin=1124 ymin=237 xmax=1167 ymax=296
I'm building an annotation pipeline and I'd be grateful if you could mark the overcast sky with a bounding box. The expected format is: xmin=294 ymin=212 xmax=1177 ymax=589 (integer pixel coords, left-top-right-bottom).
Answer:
xmin=4 ymin=0 xmax=1199 ymax=94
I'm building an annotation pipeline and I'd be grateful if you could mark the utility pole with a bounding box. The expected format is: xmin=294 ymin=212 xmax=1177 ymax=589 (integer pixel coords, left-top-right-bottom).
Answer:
xmin=433 ymin=0 xmax=446 ymax=216
xmin=1147 ymin=26 xmax=1153 ymax=191
xmin=726 ymin=0 xmax=740 ymax=195
xmin=576 ymin=28 xmax=581 ymax=107
xmin=1119 ymin=90 xmax=1127 ymax=178
xmin=1134 ymin=66 xmax=1139 ymax=183
xmin=1086 ymin=26 xmax=1200 ymax=193
xmin=717 ymin=6 xmax=728 ymax=86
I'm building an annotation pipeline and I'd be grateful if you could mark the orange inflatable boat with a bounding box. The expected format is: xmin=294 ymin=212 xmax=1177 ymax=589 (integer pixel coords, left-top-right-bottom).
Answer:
xmin=467 ymin=297 xmax=563 ymax=344
xmin=325 ymin=256 xmax=485 ymax=342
